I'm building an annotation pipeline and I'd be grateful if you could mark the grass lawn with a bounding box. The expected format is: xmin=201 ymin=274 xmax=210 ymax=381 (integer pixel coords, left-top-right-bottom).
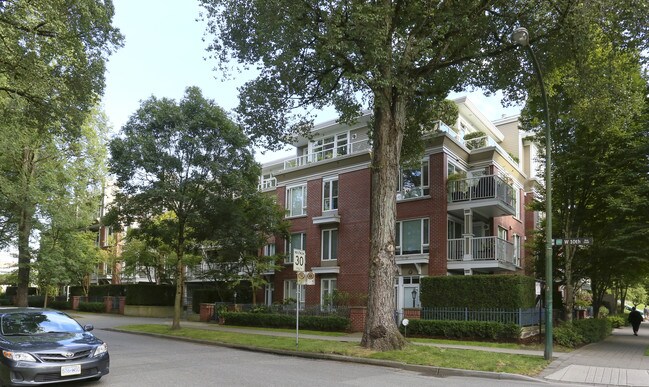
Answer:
xmin=116 ymin=324 xmax=549 ymax=376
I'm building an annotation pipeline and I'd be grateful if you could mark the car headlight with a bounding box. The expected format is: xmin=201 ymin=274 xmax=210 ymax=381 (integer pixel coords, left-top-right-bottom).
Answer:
xmin=92 ymin=343 xmax=108 ymax=357
xmin=2 ymin=350 xmax=37 ymax=362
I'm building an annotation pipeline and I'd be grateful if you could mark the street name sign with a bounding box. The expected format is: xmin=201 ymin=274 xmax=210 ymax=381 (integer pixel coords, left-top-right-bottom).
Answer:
xmin=553 ymin=238 xmax=593 ymax=246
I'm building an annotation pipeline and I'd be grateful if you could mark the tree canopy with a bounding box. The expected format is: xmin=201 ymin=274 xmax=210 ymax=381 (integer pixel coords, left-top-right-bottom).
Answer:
xmin=201 ymin=0 xmax=649 ymax=350
xmin=109 ymin=86 xmax=264 ymax=329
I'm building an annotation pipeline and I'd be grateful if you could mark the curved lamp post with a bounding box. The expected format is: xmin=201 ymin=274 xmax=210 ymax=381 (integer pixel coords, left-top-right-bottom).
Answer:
xmin=511 ymin=27 xmax=553 ymax=360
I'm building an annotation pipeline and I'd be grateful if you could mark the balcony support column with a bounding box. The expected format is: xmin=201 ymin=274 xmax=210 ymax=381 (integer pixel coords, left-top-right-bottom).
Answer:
xmin=462 ymin=209 xmax=474 ymax=261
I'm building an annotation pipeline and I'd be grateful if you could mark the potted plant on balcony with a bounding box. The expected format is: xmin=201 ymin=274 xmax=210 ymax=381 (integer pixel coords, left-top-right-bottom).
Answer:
xmin=447 ymin=171 xmax=467 ymax=201
xmin=463 ymin=131 xmax=488 ymax=150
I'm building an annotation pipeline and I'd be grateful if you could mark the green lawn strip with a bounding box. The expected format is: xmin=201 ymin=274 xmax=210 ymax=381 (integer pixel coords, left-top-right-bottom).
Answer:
xmin=645 ymin=346 xmax=649 ymax=356
xmin=409 ymin=337 xmax=572 ymax=352
xmin=117 ymin=324 xmax=549 ymax=376
xmin=220 ymin=325 xmax=346 ymax=337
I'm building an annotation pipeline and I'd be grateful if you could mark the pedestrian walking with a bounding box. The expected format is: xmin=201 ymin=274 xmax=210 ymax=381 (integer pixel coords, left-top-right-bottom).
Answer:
xmin=628 ymin=306 xmax=643 ymax=335
xmin=644 ymin=306 xmax=649 ymax=321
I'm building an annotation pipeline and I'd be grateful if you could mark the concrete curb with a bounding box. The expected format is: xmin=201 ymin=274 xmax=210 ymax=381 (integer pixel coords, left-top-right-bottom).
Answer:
xmin=104 ymin=328 xmax=547 ymax=384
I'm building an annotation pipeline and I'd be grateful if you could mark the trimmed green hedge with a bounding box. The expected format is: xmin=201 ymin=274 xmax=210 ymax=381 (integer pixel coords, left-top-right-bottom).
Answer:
xmin=125 ymin=284 xmax=175 ymax=306
xmin=220 ymin=312 xmax=350 ymax=332
xmin=192 ymin=289 xmax=221 ymax=314
xmin=78 ymin=302 xmax=105 ymax=313
xmin=420 ymin=275 xmax=536 ymax=308
xmin=553 ymin=318 xmax=612 ymax=348
xmin=400 ymin=319 xmax=521 ymax=340
xmin=69 ymin=284 xmax=126 ymax=297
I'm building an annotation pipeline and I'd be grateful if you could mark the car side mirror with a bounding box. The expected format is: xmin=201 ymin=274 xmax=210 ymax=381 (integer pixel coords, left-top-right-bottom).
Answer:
xmin=83 ymin=324 xmax=94 ymax=332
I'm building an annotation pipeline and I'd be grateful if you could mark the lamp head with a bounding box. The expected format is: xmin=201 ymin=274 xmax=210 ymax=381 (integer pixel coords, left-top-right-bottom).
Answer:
xmin=511 ymin=27 xmax=530 ymax=47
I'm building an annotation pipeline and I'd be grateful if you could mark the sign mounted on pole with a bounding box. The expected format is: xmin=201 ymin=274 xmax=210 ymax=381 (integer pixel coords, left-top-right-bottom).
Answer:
xmin=306 ymin=272 xmax=315 ymax=285
xmin=553 ymin=238 xmax=593 ymax=246
xmin=293 ymin=249 xmax=305 ymax=272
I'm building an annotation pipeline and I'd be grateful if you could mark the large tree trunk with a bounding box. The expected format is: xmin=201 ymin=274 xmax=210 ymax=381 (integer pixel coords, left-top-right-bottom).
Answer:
xmin=360 ymin=97 xmax=408 ymax=351
xmin=16 ymin=205 xmax=33 ymax=307
xmin=172 ymin=221 xmax=186 ymax=330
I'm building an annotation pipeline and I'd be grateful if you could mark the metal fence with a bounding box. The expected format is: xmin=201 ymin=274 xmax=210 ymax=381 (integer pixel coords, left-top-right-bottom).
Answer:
xmin=421 ymin=307 xmax=542 ymax=327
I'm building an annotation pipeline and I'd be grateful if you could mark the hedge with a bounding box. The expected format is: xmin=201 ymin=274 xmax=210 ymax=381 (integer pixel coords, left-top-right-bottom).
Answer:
xmin=78 ymin=302 xmax=105 ymax=313
xmin=401 ymin=319 xmax=521 ymax=340
xmin=420 ymin=275 xmax=536 ymax=308
xmin=220 ymin=312 xmax=350 ymax=332
xmin=192 ymin=289 xmax=221 ymax=314
xmin=125 ymin=284 xmax=175 ymax=306
xmin=553 ymin=318 xmax=613 ymax=348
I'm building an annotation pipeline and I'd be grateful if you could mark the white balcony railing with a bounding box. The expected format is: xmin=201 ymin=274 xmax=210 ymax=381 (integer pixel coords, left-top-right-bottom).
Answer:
xmin=447 ymin=236 xmax=519 ymax=266
xmin=447 ymin=175 xmax=515 ymax=210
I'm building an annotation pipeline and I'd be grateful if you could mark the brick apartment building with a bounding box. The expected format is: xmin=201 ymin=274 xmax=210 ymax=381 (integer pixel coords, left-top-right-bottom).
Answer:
xmin=258 ymin=96 xmax=542 ymax=313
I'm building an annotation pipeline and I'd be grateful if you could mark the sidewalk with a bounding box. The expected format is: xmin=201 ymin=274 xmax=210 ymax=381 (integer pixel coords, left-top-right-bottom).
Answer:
xmin=539 ymin=324 xmax=649 ymax=386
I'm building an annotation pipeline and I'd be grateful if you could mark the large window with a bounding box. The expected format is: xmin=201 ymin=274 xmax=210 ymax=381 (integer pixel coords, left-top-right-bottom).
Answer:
xmin=286 ymin=184 xmax=307 ymax=217
xmin=311 ymin=132 xmax=349 ymax=161
xmin=322 ymin=178 xmax=339 ymax=211
xmin=285 ymin=233 xmax=306 ymax=263
xmin=284 ymin=279 xmax=305 ymax=303
xmin=321 ymin=278 xmax=337 ymax=310
xmin=397 ymin=161 xmax=429 ymax=199
xmin=263 ymin=243 xmax=276 ymax=256
xmin=321 ymin=229 xmax=338 ymax=261
xmin=513 ymin=234 xmax=521 ymax=266
xmin=396 ymin=218 xmax=429 ymax=255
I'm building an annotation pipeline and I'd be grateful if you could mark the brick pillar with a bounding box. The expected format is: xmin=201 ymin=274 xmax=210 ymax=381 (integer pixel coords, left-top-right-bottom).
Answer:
xmin=349 ymin=307 xmax=367 ymax=333
xmin=119 ymin=296 xmax=126 ymax=315
xmin=200 ymin=303 xmax=215 ymax=322
xmin=103 ymin=296 xmax=112 ymax=313
xmin=72 ymin=296 xmax=81 ymax=310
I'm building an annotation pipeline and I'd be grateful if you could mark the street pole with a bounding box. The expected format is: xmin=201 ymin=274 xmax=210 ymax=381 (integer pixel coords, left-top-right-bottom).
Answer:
xmin=511 ymin=27 xmax=553 ymax=360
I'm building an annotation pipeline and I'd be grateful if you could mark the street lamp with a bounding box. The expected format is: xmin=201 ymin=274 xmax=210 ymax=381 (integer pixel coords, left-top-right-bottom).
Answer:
xmin=511 ymin=27 xmax=553 ymax=361
xmin=411 ymin=288 xmax=417 ymax=308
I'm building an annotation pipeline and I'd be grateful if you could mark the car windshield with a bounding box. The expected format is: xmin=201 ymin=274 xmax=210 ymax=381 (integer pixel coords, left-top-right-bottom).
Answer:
xmin=0 ymin=311 xmax=84 ymax=335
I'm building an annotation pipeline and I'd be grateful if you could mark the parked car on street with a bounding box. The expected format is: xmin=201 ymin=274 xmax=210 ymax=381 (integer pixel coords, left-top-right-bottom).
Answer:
xmin=0 ymin=307 xmax=109 ymax=386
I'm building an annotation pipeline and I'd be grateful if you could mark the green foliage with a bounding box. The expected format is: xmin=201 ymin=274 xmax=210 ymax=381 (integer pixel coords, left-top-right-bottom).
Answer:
xmin=220 ymin=312 xmax=350 ymax=332
xmin=47 ymin=300 xmax=72 ymax=310
xmin=401 ymin=319 xmax=520 ymax=341
xmin=420 ymin=275 xmax=536 ymax=308
xmin=607 ymin=315 xmax=626 ymax=329
xmin=553 ymin=319 xmax=613 ymax=348
xmin=598 ymin=306 xmax=610 ymax=318
xmin=124 ymin=284 xmax=175 ymax=306
xmin=78 ymin=302 xmax=106 ymax=313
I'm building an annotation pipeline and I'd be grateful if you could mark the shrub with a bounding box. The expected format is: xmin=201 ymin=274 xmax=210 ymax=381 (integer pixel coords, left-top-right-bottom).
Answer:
xmin=607 ymin=315 xmax=626 ymax=328
xmin=401 ymin=319 xmax=520 ymax=340
xmin=125 ymin=284 xmax=175 ymax=306
xmin=220 ymin=312 xmax=350 ymax=332
xmin=27 ymin=296 xmax=45 ymax=307
xmin=0 ymin=298 xmax=11 ymax=306
xmin=47 ymin=300 xmax=71 ymax=310
xmin=572 ymin=318 xmax=612 ymax=343
xmin=598 ymin=306 xmax=610 ymax=318
xmin=78 ymin=302 xmax=105 ymax=313
xmin=553 ymin=324 xmax=584 ymax=347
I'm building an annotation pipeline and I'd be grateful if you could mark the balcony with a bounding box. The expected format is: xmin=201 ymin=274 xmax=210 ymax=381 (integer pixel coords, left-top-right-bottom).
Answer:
xmin=447 ymin=236 xmax=519 ymax=272
xmin=447 ymin=175 xmax=515 ymax=218
xmin=263 ymin=139 xmax=371 ymax=173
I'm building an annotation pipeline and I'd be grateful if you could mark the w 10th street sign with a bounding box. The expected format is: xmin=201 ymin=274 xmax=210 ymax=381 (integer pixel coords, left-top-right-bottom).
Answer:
xmin=553 ymin=238 xmax=593 ymax=246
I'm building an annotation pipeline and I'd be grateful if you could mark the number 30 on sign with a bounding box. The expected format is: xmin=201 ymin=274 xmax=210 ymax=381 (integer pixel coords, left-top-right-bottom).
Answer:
xmin=293 ymin=249 xmax=305 ymax=272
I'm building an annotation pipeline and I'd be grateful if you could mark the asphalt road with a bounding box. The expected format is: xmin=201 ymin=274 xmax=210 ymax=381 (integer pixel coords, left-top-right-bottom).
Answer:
xmin=62 ymin=314 xmax=566 ymax=387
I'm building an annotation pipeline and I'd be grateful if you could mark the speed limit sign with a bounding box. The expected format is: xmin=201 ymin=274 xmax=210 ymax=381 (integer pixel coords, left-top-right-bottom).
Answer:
xmin=293 ymin=249 xmax=305 ymax=272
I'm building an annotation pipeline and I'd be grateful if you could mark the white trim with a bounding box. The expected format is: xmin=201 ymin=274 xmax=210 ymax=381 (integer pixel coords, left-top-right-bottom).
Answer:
xmin=312 ymin=266 xmax=340 ymax=274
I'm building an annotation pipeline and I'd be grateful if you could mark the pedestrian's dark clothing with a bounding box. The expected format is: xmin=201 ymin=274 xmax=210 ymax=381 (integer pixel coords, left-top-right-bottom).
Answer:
xmin=628 ymin=308 xmax=643 ymax=335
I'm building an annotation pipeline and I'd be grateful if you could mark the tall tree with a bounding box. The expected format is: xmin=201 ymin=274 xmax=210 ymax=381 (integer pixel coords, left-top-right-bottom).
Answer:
xmin=0 ymin=0 xmax=122 ymax=306
xmin=200 ymin=0 xmax=649 ymax=350
xmin=109 ymin=86 xmax=260 ymax=329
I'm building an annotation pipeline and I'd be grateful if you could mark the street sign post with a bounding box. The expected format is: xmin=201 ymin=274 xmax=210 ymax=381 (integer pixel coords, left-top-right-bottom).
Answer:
xmin=553 ymin=238 xmax=593 ymax=246
xmin=293 ymin=249 xmax=305 ymax=272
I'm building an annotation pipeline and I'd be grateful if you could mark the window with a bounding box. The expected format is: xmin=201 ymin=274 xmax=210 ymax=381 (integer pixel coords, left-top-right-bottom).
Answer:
xmin=263 ymin=244 xmax=276 ymax=256
xmin=323 ymin=178 xmax=339 ymax=211
xmin=498 ymin=226 xmax=508 ymax=241
xmin=397 ymin=161 xmax=429 ymax=199
xmin=447 ymin=218 xmax=463 ymax=238
xmin=284 ymin=279 xmax=305 ymax=303
xmin=259 ymin=173 xmax=276 ymax=190
xmin=396 ymin=218 xmax=429 ymax=255
xmin=311 ymin=132 xmax=349 ymax=161
xmin=285 ymin=233 xmax=306 ymax=263
xmin=321 ymin=278 xmax=337 ymax=309
xmin=514 ymin=188 xmax=520 ymax=219
xmin=286 ymin=185 xmax=307 ymax=217
xmin=321 ymin=229 xmax=338 ymax=260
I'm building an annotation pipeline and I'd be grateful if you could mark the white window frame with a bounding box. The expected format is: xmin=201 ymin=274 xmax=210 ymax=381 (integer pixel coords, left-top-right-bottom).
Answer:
xmin=397 ymin=160 xmax=429 ymax=200
xmin=322 ymin=177 xmax=339 ymax=211
xmin=513 ymin=234 xmax=521 ymax=266
xmin=310 ymin=132 xmax=349 ymax=161
xmin=395 ymin=218 xmax=430 ymax=256
xmin=321 ymin=228 xmax=338 ymax=261
xmin=283 ymin=279 xmax=305 ymax=304
xmin=285 ymin=233 xmax=306 ymax=264
xmin=286 ymin=184 xmax=307 ymax=217
xmin=321 ymin=278 xmax=337 ymax=309
xmin=263 ymin=243 xmax=276 ymax=256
